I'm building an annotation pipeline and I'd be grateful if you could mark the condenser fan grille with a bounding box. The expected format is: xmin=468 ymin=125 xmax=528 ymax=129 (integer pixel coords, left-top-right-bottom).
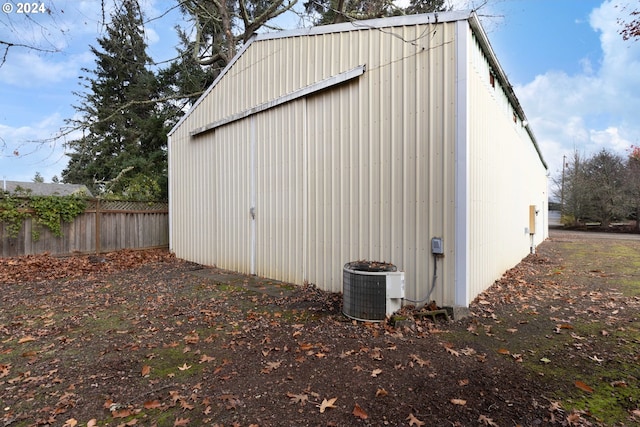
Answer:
xmin=343 ymin=270 xmax=387 ymax=321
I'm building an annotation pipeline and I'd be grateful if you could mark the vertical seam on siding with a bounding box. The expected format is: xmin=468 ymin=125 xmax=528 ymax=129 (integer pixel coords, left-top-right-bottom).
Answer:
xmin=454 ymin=20 xmax=469 ymax=307
xmin=302 ymin=98 xmax=308 ymax=285
xmin=250 ymin=116 xmax=256 ymax=275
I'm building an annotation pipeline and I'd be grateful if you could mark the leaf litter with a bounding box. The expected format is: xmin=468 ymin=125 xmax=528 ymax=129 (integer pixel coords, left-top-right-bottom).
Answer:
xmin=0 ymin=232 xmax=638 ymax=426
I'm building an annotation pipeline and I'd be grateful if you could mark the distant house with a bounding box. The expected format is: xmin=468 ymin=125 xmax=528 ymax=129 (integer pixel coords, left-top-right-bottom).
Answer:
xmin=2 ymin=180 xmax=93 ymax=197
xmin=167 ymin=11 xmax=548 ymax=315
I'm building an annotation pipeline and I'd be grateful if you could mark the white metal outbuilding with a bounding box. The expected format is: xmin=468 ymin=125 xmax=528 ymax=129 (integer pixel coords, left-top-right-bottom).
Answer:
xmin=168 ymin=10 xmax=548 ymax=315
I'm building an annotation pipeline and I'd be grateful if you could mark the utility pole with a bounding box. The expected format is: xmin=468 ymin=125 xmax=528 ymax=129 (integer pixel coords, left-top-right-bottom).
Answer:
xmin=561 ymin=155 xmax=566 ymax=217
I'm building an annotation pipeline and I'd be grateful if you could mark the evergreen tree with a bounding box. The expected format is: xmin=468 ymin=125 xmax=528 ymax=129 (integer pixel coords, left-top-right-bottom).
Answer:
xmin=405 ymin=0 xmax=447 ymax=15
xmin=304 ymin=0 xmax=448 ymax=25
xmin=63 ymin=0 xmax=167 ymax=200
xmin=157 ymin=28 xmax=218 ymax=114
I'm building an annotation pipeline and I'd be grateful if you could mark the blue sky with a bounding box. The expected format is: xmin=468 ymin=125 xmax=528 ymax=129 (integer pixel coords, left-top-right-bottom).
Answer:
xmin=0 ymin=0 xmax=638 ymax=190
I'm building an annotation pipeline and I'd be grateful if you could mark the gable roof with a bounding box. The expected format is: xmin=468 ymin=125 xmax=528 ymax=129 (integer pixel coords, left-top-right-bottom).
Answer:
xmin=2 ymin=181 xmax=93 ymax=197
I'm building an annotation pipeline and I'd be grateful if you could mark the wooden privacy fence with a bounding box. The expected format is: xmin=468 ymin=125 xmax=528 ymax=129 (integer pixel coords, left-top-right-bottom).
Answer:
xmin=0 ymin=199 xmax=168 ymax=257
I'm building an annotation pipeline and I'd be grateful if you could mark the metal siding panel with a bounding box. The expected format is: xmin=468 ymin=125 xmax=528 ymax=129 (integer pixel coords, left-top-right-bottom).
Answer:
xmin=254 ymin=101 xmax=305 ymax=284
xmin=465 ymin=27 xmax=548 ymax=304
xmin=303 ymin=23 xmax=458 ymax=303
xmin=169 ymin=118 xmax=251 ymax=273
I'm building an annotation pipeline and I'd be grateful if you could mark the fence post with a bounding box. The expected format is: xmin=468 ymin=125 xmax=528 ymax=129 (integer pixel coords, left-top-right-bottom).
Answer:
xmin=95 ymin=198 xmax=101 ymax=254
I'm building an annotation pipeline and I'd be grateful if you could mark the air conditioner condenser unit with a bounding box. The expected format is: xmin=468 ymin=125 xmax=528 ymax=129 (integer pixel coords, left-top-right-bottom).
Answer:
xmin=343 ymin=261 xmax=405 ymax=322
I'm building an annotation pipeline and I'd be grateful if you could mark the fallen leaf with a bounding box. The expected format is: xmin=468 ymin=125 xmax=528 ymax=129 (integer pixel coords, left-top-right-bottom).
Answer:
xmin=141 ymin=365 xmax=151 ymax=376
xmin=261 ymin=360 xmax=282 ymax=374
xmin=143 ymin=400 xmax=162 ymax=409
xmin=183 ymin=332 xmax=199 ymax=344
xmin=540 ymin=357 xmax=551 ymax=364
xmin=352 ymin=403 xmax=368 ymax=420
xmin=444 ymin=346 xmax=460 ymax=357
xmin=18 ymin=336 xmax=36 ymax=344
xmin=497 ymin=348 xmax=510 ymax=355
xmin=406 ymin=413 xmax=426 ymax=426
xmin=299 ymin=343 xmax=313 ymax=351
xmin=460 ymin=347 xmax=477 ymax=356
xmin=371 ymin=368 xmax=383 ymax=377
xmin=319 ymin=397 xmax=337 ymax=413
xmin=611 ymin=380 xmax=628 ymax=388
xmin=450 ymin=398 xmax=467 ymax=405
xmin=199 ymin=354 xmax=215 ymax=363
xmin=376 ymin=388 xmax=388 ymax=397
xmin=410 ymin=354 xmax=430 ymax=367
xmin=178 ymin=363 xmax=191 ymax=371
xmin=62 ymin=419 xmax=77 ymax=427
xmin=112 ymin=409 xmax=132 ymax=418
xmin=173 ymin=418 xmax=190 ymax=426
xmin=575 ymin=380 xmax=594 ymax=393
xmin=566 ymin=412 xmax=584 ymax=424
xmin=286 ymin=392 xmax=308 ymax=405
xmin=478 ymin=414 xmax=499 ymax=426
xmin=549 ymin=401 xmax=562 ymax=412
xmin=87 ymin=420 xmax=97 ymax=427
xmin=0 ymin=364 xmax=11 ymax=378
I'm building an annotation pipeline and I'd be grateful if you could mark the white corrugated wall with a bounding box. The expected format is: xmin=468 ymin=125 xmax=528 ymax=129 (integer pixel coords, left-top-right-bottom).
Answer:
xmin=169 ymin=19 xmax=459 ymax=304
xmin=254 ymin=101 xmax=306 ymax=284
xmin=168 ymin=13 xmax=548 ymax=308
xmin=170 ymin=120 xmax=252 ymax=271
xmin=302 ymin=24 xmax=458 ymax=304
xmin=463 ymin=24 xmax=549 ymax=304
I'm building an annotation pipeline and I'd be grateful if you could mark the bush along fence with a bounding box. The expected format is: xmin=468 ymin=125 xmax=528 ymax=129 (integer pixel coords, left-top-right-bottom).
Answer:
xmin=0 ymin=196 xmax=168 ymax=257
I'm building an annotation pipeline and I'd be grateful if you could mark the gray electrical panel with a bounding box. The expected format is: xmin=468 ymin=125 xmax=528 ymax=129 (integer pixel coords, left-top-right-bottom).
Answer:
xmin=431 ymin=237 xmax=444 ymax=255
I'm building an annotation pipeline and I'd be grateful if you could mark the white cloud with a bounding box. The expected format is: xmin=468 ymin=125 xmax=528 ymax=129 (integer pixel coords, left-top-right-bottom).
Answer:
xmin=591 ymin=127 xmax=633 ymax=152
xmin=515 ymin=0 xmax=640 ymax=179
xmin=0 ymin=113 xmax=71 ymax=181
xmin=0 ymin=50 xmax=92 ymax=87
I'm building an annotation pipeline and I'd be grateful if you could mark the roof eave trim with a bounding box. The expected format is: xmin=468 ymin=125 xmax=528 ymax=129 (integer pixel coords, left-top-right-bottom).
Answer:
xmin=255 ymin=10 xmax=473 ymax=41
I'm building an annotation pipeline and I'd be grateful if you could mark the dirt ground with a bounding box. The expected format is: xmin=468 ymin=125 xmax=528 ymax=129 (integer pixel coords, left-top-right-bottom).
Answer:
xmin=0 ymin=230 xmax=638 ymax=427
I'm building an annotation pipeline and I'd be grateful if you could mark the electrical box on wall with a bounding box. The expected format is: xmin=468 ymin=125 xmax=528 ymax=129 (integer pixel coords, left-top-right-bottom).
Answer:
xmin=431 ymin=237 xmax=444 ymax=255
xmin=529 ymin=205 xmax=536 ymax=235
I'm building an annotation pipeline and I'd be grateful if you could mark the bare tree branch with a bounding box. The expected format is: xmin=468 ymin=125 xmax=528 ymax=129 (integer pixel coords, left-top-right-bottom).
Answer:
xmin=0 ymin=40 xmax=60 ymax=67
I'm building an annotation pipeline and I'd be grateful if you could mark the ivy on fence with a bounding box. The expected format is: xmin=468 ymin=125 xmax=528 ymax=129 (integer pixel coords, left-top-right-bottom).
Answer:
xmin=0 ymin=194 xmax=87 ymax=240
xmin=0 ymin=194 xmax=30 ymax=238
